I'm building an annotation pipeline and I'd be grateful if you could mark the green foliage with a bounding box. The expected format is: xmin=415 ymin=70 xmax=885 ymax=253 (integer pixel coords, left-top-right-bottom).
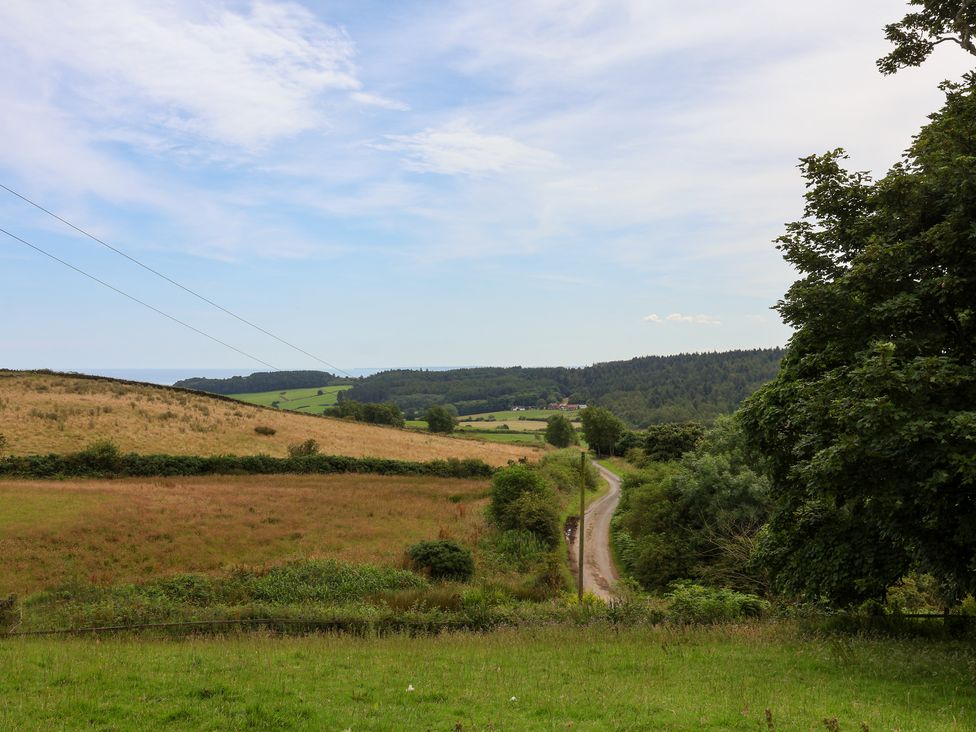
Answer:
xmin=75 ymin=439 xmax=122 ymax=472
xmin=613 ymin=418 xmax=770 ymax=592
xmin=424 ymin=404 xmax=456 ymax=433
xmin=327 ymin=399 xmax=405 ymax=427
xmin=642 ymin=422 xmax=705 ymax=462
xmin=406 ymin=540 xmax=475 ymax=582
xmin=666 ymin=583 xmax=769 ymax=624
xmin=175 ymin=370 xmax=349 ymax=395
xmin=489 ymin=465 xmax=561 ymax=547
xmin=339 ymin=350 xmax=783 ymax=426
xmin=0 ymin=450 xmax=494 ymax=480
xmin=489 ymin=465 xmax=547 ymax=523
xmin=579 ymin=406 xmax=626 ymax=457
xmin=508 ymin=492 xmax=561 ymax=548
xmin=537 ymin=450 xmax=598 ymax=493
xmin=253 ymin=425 xmax=276 ymax=436
xmin=740 ymin=80 xmax=976 ymax=606
xmin=286 ymin=439 xmax=320 ymax=457
xmin=877 ymin=1 xmax=976 ymax=75
xmin=544 ymin=414 xmax=578 ymax=447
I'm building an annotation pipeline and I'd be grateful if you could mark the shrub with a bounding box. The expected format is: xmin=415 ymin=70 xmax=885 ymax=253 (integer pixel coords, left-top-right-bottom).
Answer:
xmin=287 ymin=439 xmax=320 ymax=457
xmin=509 ymin=491 xmax=561 ymax=548
xmin=407 ymin=540 xmax=475 ymax=582
xmin=666 ymin=583 xmax=768 ymax=624
xmin=254 ymin=425 xmax=277 ymax=436
xmin=74 ymin=439 xmax=121 ymax=472
xmin=424 ymin=405 xmax=457 ymax=433
xmin=489 ymin=465 xmax=548 ymax=524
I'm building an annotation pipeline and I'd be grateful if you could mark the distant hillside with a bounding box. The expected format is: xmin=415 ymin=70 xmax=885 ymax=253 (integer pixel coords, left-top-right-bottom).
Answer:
xmin=345 ymin=349 xmax=785 ymax=426
xmin=0 ymin=371 xmax=540 ymax=466
xmin=174 ymin=370 xmax=350 ymax=395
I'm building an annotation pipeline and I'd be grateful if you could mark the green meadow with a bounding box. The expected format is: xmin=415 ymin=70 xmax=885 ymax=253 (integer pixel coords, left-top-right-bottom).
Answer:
xmin=228 ymin=385 xmax=352 ymax=415
xmin=1 ymin=624 xmax=973 ymax=731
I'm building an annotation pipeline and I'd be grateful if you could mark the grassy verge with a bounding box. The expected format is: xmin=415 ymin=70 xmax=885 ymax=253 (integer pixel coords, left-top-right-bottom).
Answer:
xmin=1 ymin=624 xmax=973 ymax=730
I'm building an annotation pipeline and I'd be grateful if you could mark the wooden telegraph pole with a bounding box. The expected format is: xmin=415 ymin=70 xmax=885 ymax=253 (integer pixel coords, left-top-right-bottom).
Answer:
xmin=578 ymin=451 xmax=586 ymax=602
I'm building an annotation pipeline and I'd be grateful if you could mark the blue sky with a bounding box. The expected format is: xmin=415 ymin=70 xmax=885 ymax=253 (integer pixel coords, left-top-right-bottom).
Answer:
xmin=0 ymin=0 xmax=970 ymax=373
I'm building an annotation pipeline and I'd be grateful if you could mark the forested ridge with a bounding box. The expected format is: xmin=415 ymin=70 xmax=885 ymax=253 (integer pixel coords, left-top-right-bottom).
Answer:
xmin=182 ymin=349 xmax=783 ymax=426
xmin=175 ymin=370 xmax=348 ymax=394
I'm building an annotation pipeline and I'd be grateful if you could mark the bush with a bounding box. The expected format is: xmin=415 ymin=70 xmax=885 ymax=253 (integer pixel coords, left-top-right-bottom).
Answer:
xmin=424 ymin=405 xmax=457 ymax=434
xmin=407 ymin=540 xmax=475 ymax=582
xmin=254 ymin=425 xmax=276 ymax=436
xmin=666 ymin=583 xmax=768 ymax=624
xmin=544 ymin=414 xmax=578 ymax=448
xmin=74 ymin=439 xmax=122 ymax=472
xmin=509 ymin=491 xmax=561 ymax=548
xmin=489 ymin=465 xmax=548 ymax=523
xmin=287 ymin=439 xmax=320 ymax=457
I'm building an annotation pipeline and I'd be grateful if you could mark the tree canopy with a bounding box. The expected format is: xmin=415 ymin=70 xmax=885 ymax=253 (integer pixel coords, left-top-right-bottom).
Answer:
xmin=544 ymin=414 xmax=578 ymax=448
xmin=580 ymin=407 xmax=626 ymax=457
xmin=739 ymin=78 xmax=976 ymax=606
xmin=878 ymin=1 xmax=976 ymax=74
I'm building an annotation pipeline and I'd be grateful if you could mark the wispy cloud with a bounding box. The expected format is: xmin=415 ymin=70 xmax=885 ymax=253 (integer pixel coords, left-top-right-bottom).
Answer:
xmin=645 ymin=313 xmax=722 ymax=326
xmin=378 ymin=122 xmax=556 ymax=176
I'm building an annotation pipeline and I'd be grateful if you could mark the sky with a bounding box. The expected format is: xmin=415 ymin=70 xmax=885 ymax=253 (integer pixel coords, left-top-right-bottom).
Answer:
xmin=0 ymin=0 xmax=971 ymax=374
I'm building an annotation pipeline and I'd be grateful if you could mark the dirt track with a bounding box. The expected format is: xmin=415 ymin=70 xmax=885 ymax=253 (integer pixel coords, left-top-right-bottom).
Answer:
xmin=568 ymin=461 xmax=621 ymax=600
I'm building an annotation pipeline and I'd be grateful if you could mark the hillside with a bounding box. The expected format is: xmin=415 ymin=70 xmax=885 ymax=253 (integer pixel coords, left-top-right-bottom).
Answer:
xmin=179 ymin=349 xmax=784 ymax=427
xmin=345 ymin=349 xmax=785 ymax=425
xmin=0 ymin=371 xmax=540 ymax=466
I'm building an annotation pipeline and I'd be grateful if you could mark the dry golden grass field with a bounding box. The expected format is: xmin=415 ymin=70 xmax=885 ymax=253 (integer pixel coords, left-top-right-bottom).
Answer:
xmin=0 ymin=371 xmax=541 ymax=465
xmin=0 ymin=474 xmax=489 ymax=595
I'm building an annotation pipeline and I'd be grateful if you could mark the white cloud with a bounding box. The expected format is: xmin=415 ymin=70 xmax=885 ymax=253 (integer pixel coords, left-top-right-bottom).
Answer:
xmin=379 ymin=122 xmax=556 ymax=176
xmin=350 ymin=91 xmax=410 ymax=111
xmin=667 ymin=313 xmax=722 ymax=326
xmin=0 ymin=0 xmax=364 ymax=152
xmin=643 ymin=314 xmax=663 ymax=324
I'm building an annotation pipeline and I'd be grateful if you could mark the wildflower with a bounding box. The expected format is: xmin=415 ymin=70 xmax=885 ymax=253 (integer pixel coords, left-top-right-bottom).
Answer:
xmin=406 ymin=684 xmax=415 ymax=692
xmin=510 ymin=696 xmax=517 ymax=702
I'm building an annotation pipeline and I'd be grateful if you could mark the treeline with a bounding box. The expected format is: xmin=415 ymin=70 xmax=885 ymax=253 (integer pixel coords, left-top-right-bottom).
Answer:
xmin=325 ymin=399 xmax=404 ymax=427
xmin=174 ymin=370 xmax=350 ymax=395
xmin=0 ymin=442 xmax=494 ymax=480
xmin=344 ymin=349 xmax=784 ymax=426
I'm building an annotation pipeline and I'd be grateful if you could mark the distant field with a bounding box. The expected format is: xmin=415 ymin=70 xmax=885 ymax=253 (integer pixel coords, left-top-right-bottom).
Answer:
xmin=228 ymin=384 xmax=352 ymax=415
xmin=458 ymin=431 xmax=547 ymax=445
xmin=0 ymin=474 xmax=489 ymax=595
xmin=2 ymin=625 xmax=972 ymax=731
xmin=458 ymin=419 xmax=549 ymax=431
xmin=461 ymin=409 xmax=582 ymax=422
xmin=0 ymin=372 xmax=541 ymax=466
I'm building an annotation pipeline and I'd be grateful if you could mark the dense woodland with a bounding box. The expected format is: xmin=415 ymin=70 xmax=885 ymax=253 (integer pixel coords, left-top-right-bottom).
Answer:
xmin=175 ymin=370 xmax=349 ymax=394
xmin=186 ymin=349 xmax=783 ymax=426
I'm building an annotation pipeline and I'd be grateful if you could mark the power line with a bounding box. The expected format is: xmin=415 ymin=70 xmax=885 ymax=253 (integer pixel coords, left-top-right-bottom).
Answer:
xmin=0 ymin=182 xmax=353 ymax=377
xmin=0 ymin=226 xmax=280 ymax=372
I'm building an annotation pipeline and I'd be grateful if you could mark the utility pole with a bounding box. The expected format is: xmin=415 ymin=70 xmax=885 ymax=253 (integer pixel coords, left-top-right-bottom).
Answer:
xmin=578 ymin=451 xmax=586 ymax=601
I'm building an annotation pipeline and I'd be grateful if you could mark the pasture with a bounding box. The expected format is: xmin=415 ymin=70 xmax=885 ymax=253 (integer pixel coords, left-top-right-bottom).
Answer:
xmin=0 ymin=372 xmax=540 ymax=466
xmin=1 ymin=625 xmax=973 ymax=730
xmin=0 ymin=474 xmax=489 ymax=595
xmin=461 ymin=409 xmax=582 ymax=422
xmin=228 ymin=384 xmax=351 ymax=414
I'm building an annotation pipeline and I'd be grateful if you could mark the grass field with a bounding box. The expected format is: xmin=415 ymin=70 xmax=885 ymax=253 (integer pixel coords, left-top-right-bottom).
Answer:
xmin=458 ymin=431 xmax=547 ymax=445
xmin=0 ymin=372 xmax=540 ymax=466
xmin=461 ymin=409 xmax=583 ymax=422
xmin=0 ymin=474 xmax=489 ymax=595
xmin=1 ymin=624 xmax=973 ymax=730
xmin=228 ymin=385 xmax=352 ymax=415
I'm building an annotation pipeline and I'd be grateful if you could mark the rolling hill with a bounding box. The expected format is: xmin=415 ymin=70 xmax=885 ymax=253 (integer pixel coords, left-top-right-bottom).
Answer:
xmin=0 ymin=371 xmax=541 ymax=466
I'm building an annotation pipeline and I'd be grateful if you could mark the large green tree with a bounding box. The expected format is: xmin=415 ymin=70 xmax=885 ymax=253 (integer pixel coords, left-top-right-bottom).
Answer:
xmin=544 ymin=414 xmax=578 ymax=448
xmin=424 ymin=404 xmax=456 ymax=434
xmin=579 ymin=407 xmax=625 ymax=457
xmin=878 ymin=1 xmax=976 ymax=74
xmin=739 ymin=79 xmax=976 ymax=606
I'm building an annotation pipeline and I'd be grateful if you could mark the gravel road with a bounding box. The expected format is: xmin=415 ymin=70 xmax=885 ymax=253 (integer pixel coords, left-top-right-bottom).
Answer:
xmin=568 ymin=461 xmax=621 ymax=600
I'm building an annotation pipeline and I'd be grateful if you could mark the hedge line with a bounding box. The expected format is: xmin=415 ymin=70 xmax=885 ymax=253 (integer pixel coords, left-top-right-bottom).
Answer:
xmin=0 ymin=452 xmax=496 ymax=480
